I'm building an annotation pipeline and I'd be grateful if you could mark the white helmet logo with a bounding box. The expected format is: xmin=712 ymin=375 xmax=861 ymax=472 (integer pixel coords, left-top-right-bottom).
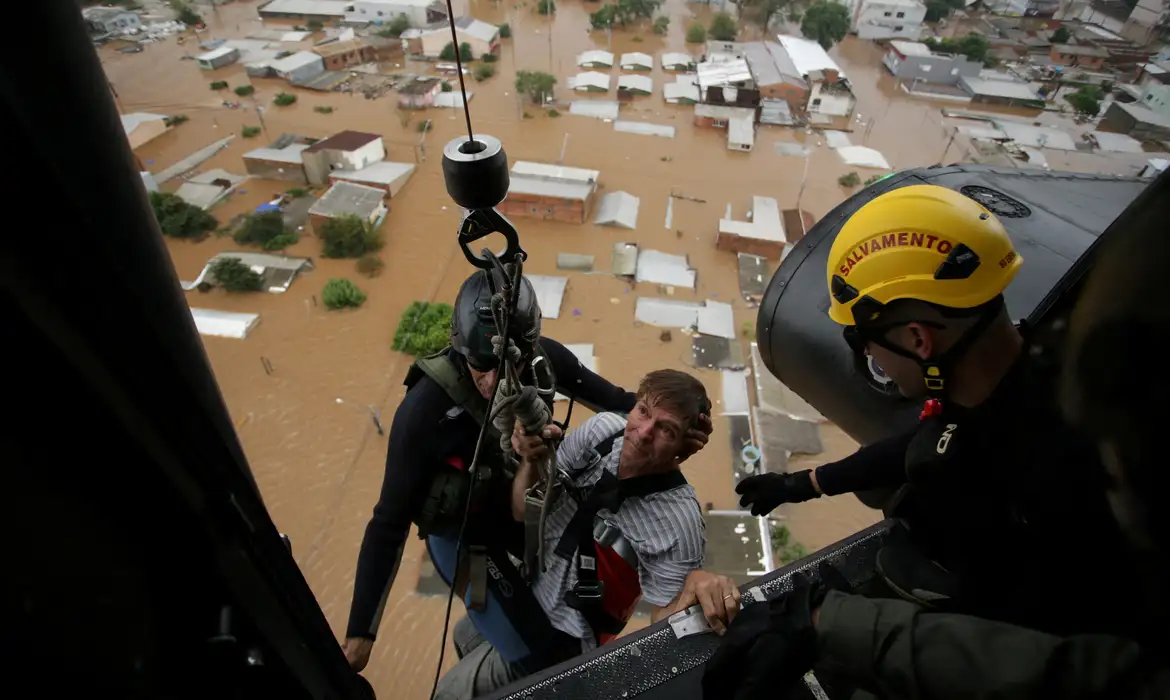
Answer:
xmin=937 ymin=424 xmax=958 ymax=454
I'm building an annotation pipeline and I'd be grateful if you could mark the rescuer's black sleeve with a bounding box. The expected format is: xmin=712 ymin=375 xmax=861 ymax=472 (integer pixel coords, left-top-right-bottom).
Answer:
xmin=539 ymin=336 xmax=637 ymax=414
xmin=813 ymin=430 xmax=914 ymax=495
xmin=346 ymin=378 xmax=453 ymax=640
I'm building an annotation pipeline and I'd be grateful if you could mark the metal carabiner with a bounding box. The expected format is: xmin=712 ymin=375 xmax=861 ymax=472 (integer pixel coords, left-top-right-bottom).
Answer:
xmin=458 ymin=208 xmax=527 ymax=270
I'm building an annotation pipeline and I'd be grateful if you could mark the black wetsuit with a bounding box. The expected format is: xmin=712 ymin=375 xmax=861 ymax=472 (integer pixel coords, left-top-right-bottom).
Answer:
xmin=346 ymin=337 xmax=635 ymax=668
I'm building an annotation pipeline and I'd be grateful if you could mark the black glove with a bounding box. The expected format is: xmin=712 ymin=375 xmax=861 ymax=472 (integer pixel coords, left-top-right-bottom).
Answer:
xmin=701 ymin=572 xmax=820 ymax=700
xmin=736 ymin=471 xmax=819 ymax=516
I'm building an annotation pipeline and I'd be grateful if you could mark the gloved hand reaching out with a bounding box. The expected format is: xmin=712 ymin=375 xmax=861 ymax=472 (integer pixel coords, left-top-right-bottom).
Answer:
xmin=735 ymin=470 xmax=820 ymax=516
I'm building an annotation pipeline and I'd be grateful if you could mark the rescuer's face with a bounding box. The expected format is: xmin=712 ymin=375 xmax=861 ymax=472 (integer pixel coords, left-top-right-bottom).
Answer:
xmin=466 ymin=365 xmax=498 ymax=399
xmin=621 ymin=400 xmax=686 ymax=472
xmin=864 ymin=322 xmax=938 ymax=399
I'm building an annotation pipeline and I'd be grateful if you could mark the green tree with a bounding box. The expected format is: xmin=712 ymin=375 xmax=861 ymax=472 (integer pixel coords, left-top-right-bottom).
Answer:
xmin=149 ymin=191 xmax=217 ymax=239
xmin=273 ymin=92 xmax=297 ymax=106
xmin=653 ymin=15 xmax=670 ymax=34
xmin=1067 ymin=85 xmax=1103 ymax=116
xmin=233 ymin=211 xmax=287 ymax=248
xmin=262 ymin=233 xmax=299 ymax=251
xmin=439 ymin=42 xmax=474 ymax=60
xmin=460 ymin=41 xmax=474 ymax=60
xmin=801 ymin=0 xmax=850 ymax=49
xmin=242 ymin=125 xmax=262 ymax=138
xmin=590 ymin=5 xmax=617 ymax=28
xmin=474 ymin=63 xmax=496 ymax=81
xmin=440 ymin=81 xmax=453 ymax=92
xmin=319 ymin=214 xmax=383 ymax=258
xmin=171 ymin=0 xmax=203 ymax=25
xmin=380 ymin=13 xmax=411 ymax=37
xmin=209 ymin=257 xmax=263 ymax=292
xmin=708 ymin=11 xmax=738 ymax=41
xmin=838 ymin=171 xmax=861 ymax=188
xmin=771 ymin=523 xmax=810 ymax=564
xmin=498 ymin=22 xmax=512 ymax=38
xmin=1052 ymin=26 xmax=1070 ymax=43
xmin=742 ymin=0 xmax=792 ymax=31
xmin=685 ymin=22 xmax=707 ymax=43
xmin=616 ymin=0 xmax=663 ymax=24
xmin=322 ymin=279 xmax=368 ymax=310
xmin=307 ymin=18 xmax=324 ymax=31
xmin=163 ymin=114 xmax=189 ymax=127
xmin=356 ymin=254 xmax=385 ymax=277
xmin=393 ymin=301 xmax=454 ymax=356
xmin=210 ymin=80 xmax=228 ymax=90
xmin=234 ymin=85 xmax=255 ymax=97
xmin=925 ymin=34 xmax=990 ymax=64
xmin=537 ymin=0 xmax=555 ymax=14
xmin=515 ymin=70 xmax=557 ymax=103
xmin=924 ymin=0 xmax=964 ymax=22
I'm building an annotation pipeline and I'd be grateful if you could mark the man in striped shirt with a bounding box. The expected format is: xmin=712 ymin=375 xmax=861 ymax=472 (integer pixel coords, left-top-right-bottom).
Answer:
xmin=514 ymin=369 xmax=738 ymax=648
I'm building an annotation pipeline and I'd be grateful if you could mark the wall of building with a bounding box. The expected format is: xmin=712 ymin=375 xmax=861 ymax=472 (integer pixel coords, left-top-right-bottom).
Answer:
xmin=319 ymin=46 xmax=377 ymax=70
xmin=856 ymin=0 xmax=925 ymax=40
xmin=244 ymin=158 xmax=308 ymax=183
xmin=127 ymin=120 xmax=168 ymax=150
xmin=419 ymin=29 xmax=495 ymax=58
xmin=499 ymin=194 xmax=588 ymax=224
xmin=809 ymin=82 xmax=855 ymax=116
xmin=715 ymin=232 xmax=785 ymax=260
xmin=1140 ymin=83 xmax=1170 ymax=116
xmin=759 ymin=83 xmax=808 ymax=111
xmin=284 ymin=58 xmax=326 ymax=83
xmin=347 ymin=1 xmax=434 ymax=27
xmin=1049 ymin=46 xmax=1105 ymax=69
xmin=886 ymin=52 xmax=981 ymax=84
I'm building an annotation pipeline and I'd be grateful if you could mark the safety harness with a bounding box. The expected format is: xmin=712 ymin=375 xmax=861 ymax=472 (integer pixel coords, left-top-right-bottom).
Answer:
xmin=552 ymin=429 xmax=688 ymax=642
xmin=404 ymin=347 xmax=557 ymax=610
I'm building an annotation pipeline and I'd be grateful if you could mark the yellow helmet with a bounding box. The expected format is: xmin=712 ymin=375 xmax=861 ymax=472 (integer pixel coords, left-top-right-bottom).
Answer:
xmin=826 ymin=184 xmax=1023 ymax=326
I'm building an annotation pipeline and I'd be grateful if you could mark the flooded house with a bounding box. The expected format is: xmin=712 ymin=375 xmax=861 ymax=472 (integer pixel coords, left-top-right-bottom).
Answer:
xmin=313 ymin=39 xmax=378 ymax=70
xmin=258 ymin=0 xmax=349 ymax=21
xmin=882 ymin=41 xmax=981 ymax=85
xmin=271 ymin=51 xmax=325 ymax=83
xmin=852 ymin=0 xmax=926 ymax=40
xmin=330 ymin=161 xmax=417 ymax=197
xmin=661 ymin=52 xmax=695 ymax=71
xmin=83 ymin=6 xmax=141 ymax=34
xmin=301 ymin=131 xmax=386 ymax=185
xmin=777 ymin=35 xmax=856 ymax=128
xmin=959 ymin=71 xmax=1044 ymax=107
xmin=501 ymin=162 xmax=600 ymax=224
xmin=569 ymin=71 xmax=611 ymax=92
xmin=187 ymin=252 xmax=315 ymax=294
xmin=665 ymin=75 xmax=700 ymax=104
xmin=121 ymin=112 xmax=168 ymax=150
xmin=242 ymin=143 xmax=310 ymax=183
xmin=1097 ymin=101 xmax=1170 ymax=141
xmin=196 ymin=46 xmax=240 ymax=70
xmin=398 ymin=77 xmax=443 ymax=108
xmin=308 ymin=181 xmax=389 ymax=230
xmin=694 ymin=56 xmax=759 ymax=150
xmin=717 ymin=196 xmax=786 ymax=259
xmin=1050 ymin=42 xmax=1110 ymax=70
xmin=617 ymin=74 xmax=653 ymax=96
xmin=577 ymin=50 xmax=614 ymax=68
xmin=345 ymin=0 xmax=448 ymax=27
xmin=418 ymin=16 xmax=501 ymax=58
xmin=620 ymin=52 xmax=654 ymax=71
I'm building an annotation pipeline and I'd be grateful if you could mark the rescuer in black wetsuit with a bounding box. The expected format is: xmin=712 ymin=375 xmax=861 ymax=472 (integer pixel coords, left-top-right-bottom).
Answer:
xmin=736 ymin=185 xmax=1138 ymax=638
xmin=343 ymin=269 xmax=712 ymax=676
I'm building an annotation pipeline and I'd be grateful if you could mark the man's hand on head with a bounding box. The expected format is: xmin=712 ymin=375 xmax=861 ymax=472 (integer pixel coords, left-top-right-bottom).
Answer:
xmin=678 ymin=413 xmax=713 ymax=464
xmin=511 ymin=421 xmax=562 ymax=461
xmin=670 ymin=568 xmax=741 ymax=635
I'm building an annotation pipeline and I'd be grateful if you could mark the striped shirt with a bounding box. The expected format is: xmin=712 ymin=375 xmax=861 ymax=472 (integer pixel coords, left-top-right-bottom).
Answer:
xmin=531 ymin=412 xmax=705 ymax=648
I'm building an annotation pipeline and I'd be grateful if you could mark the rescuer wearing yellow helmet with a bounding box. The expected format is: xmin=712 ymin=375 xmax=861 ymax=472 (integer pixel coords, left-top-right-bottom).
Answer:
xmin=731 ymin=184 xmax=1140 ymax=637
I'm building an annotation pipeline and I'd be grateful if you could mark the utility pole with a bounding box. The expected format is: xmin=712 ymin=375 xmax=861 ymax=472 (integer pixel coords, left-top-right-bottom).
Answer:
xmin=796 ymin=149 xmax=812 ymax=210
xmin=558 ymin=133 xmax=569 ymax=163
xmin=939 ymin=126 xmax=957 ymax=163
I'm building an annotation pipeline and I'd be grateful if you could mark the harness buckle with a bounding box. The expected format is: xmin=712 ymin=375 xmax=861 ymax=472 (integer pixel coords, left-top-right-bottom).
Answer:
xmin=571 ymin=578 xmax=604 ymax=602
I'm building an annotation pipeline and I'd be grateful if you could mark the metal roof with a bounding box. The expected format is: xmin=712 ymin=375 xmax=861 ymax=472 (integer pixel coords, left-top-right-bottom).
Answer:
xmin=330 ymin=161 xmax=416 ymax=195
xmin=453 ymin=16 xmax=500 ymax=43
xmin=664 ymin=76 xmax=700 ymax=103
xmin=613 ymin=121 xmax=676 ymax=138
xmin=776 ymin=34 xmax=846 ymax=80
xmin=190 ymin=308 xmax=260 ymax=340
xmin=719 ymin=196 xmax=783 ymax=241
xmin=620 ymin=51 xmax=653 ymax=68
xmin=635 ymin=250 xmax=696 ymax=288
xmin=697 ymin=58 xmax=753 ymax=89
xmin=309 ymin=181 xmax=386 ymax=218
xmin=271 ymin=50 xmax=322 ymax=73
xmin=889 ymin=40 xmax=932 ymax=56
xmin=569 ymin=72 xmax=611 ymax=91
xmin=617 ymin=74 xmax=653 ymax=93
xmin=526 ymin=275 xmax=568 ymax=320
xmin=1114 ymin=101 xmax=1170 ymax=129
xmin=508 ymin=161 xmax=600 ymax=201
xmin=304 ymin=130 xmax=381 ymax=153
xmin=660 ymin=52 xmax=693 ymax=68
xmin=961 ymin=75 xmax=1041 ymax=101
xmin=577 ymin=50 xmax=614 ymax=67
xmin=244 ymin=143 xmax=310 ymax=163
xmin=742 ymin=41 xmax=805 ymax=87
xmin=1052 ymin=43 xmax=1109 ymax=57
xmin=120 ymin=112 xmax=167 ymax=134
xmin=728 ymin=114 xmax=755 ymax=147
xmin=197 ymin=46 xmax=238 ymax=61
xmin=259 ymin=0 xmax=349 ymax=15
xmin=594 ymin=191 xmax=640 ymax=229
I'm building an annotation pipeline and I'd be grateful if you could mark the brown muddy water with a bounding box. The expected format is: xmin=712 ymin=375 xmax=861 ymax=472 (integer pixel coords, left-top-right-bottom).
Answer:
xmin=99 ymin=1 xmax=1128 ymax=695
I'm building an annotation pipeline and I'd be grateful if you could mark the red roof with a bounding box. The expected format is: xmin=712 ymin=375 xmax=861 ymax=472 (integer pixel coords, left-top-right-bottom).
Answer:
xmin=304 ymin=130 xmax=381 ymax=153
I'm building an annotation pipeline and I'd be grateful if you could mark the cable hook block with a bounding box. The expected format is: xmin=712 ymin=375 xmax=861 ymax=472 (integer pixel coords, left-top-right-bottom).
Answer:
xmin=442 ymin=134 xmax=509 ymax=209
xmin=457 ymin=208 xmax=527 ymax=270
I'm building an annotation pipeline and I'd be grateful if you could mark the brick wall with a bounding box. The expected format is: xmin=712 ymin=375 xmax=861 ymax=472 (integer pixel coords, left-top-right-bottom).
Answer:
xmin=499 ymin=193 xmax=588 ymax=223
xmin=715 ymin=232 xmax=785 ymax=259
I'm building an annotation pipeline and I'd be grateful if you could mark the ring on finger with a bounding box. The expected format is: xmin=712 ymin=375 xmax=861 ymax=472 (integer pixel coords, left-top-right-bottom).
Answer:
xmin=723 ymin=593 xmax=735 ymax=600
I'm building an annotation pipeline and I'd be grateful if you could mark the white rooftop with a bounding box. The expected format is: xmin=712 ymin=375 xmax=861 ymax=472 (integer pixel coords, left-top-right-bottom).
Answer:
xmin=191 ymin=308 xmax=260 ymax=340
xmin=618 ymin=74 xmax=653 ymax=93
xmin=198 ymin=46 xmax=237 ymax=61
xmin=728 ymin=114 xmax=755 ymax=147
xmin=121 ymin=112 xmax=167 ymax=134
xmin=577 ymin=49 xmax=614 ymax=66
xmin=453 ymin=16 xmax=499 ymax=43
xmin=665 ymin=76 xmax=700 ymax=102
xmin=309 ymin=181 xmax=387 ymax=218
xmin=698 ymin=58 xmax=752 ymax=89
xmin=244 ymin=143 xmax=310 ymax=164
xmin=527 ymin=275 xmax=569 ymax=320
xmin=962 ymin=75 xmax=1041 ymax=101
xmin=777 ymin=34 xmax=846 ymax=80
xmin=331 ymin=161 xmax=417 ymax=196
xmin=260 ymin=0 xmax=349 ymax=15
xmin=661 ymin=52 xmax=694 ymax=68
xmin=594 ymin=191 xmax=640 ymax=229
xmin=569 ymin=101 xmax=620 ymax=120
xmin=271 ymin=50 xmax=321 ymax=73
xmin=620 ymin=51 xmax=654 ymax=68
xmin=636 ymin=250 xmax=696 ymax=289
xmin=719 ymin=196 xmax=783 ymax=241
xmin=889 ymin=40 xmax=932 ymax=56
xmin=569 ymin=71 xmax=611 ymax=91
xmin=509 ymin=161 xmax=599 ymax=201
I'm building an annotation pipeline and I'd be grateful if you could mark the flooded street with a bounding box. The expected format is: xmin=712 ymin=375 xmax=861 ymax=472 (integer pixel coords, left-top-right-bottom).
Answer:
xmin=98 ymin=1 xmax=1147 ymax=695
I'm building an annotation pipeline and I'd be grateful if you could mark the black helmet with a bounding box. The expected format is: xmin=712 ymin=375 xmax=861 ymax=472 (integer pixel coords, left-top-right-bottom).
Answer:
xmin=451 ymin=269 xmax=542 ymax=370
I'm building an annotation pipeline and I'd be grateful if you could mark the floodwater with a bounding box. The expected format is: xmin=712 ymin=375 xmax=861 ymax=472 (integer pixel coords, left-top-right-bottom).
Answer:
xmin=99 ymin=1 xmax=1138 ymax=696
